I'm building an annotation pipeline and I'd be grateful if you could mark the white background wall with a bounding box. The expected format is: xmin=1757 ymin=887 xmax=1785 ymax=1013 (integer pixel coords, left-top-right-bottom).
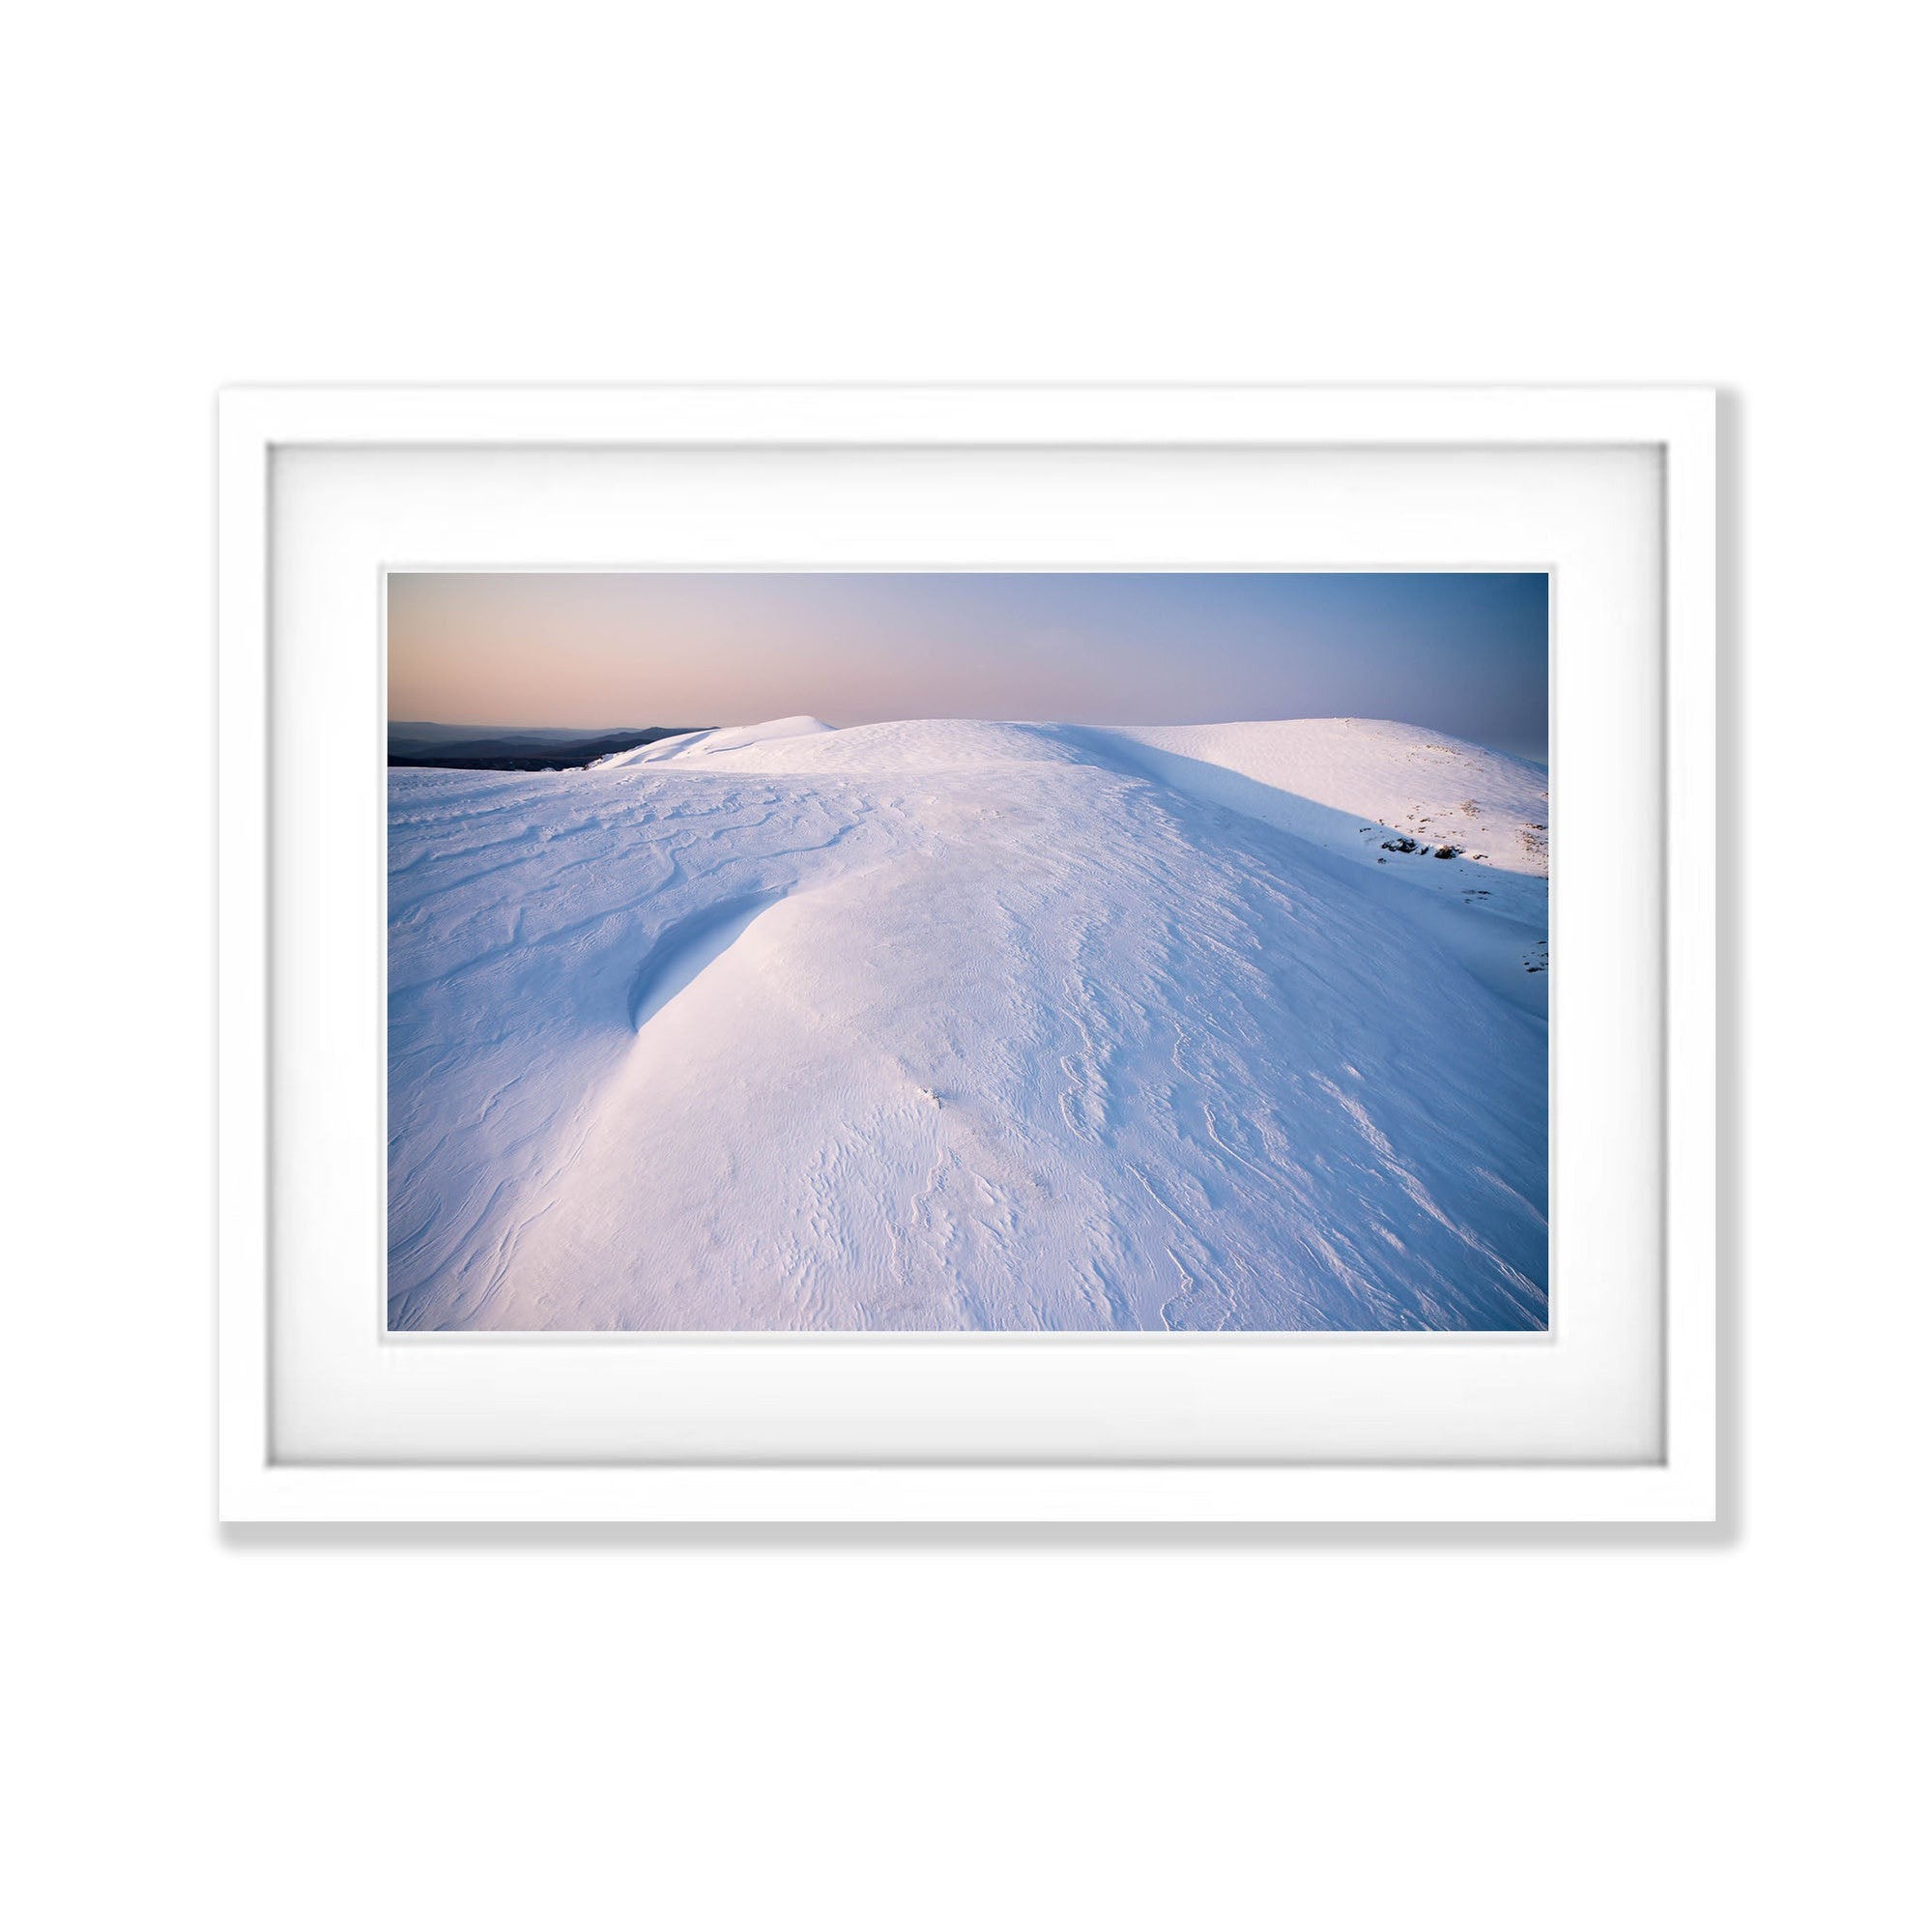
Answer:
xmin=7 ymin=5 xmax=1923 ymax=1927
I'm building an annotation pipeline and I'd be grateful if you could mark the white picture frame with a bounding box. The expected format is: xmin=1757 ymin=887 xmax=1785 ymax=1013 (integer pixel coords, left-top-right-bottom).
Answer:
xmin=218 ymin=385 xmax=1716 ymax=1523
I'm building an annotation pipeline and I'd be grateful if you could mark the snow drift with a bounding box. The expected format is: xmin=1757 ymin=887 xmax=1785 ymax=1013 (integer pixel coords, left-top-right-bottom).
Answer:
xmin=388 ymin=716 xmax=1549 ymax=1331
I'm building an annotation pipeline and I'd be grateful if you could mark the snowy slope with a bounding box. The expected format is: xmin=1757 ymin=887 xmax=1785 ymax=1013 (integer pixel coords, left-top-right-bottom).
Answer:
xmin=594 ymin=714 xmax=834 ymax=766
xmin=389 ymin=717 xmax=1548 ymax=1331
xmin=1100 ymin=718 xmax=1548 ymax=885
xmin=1090 ymin=719 xmax=1551 ymax=1014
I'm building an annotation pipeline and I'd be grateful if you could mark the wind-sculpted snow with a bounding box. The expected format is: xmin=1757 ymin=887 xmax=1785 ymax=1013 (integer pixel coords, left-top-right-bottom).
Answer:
xmin=593 ymin=714 xmax=834 ymax=767
xmin=389 ymin=718 xmax=1548 ymax=1330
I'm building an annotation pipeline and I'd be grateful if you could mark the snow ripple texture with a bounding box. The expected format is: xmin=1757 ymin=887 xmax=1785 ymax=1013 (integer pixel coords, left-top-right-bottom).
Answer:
xmin=388 ymin=716 xmax=1549 ymax=1331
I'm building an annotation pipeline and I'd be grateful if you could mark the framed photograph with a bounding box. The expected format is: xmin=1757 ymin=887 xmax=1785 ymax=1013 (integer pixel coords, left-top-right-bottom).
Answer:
xmin=218 ymin=386 xmax=1716 ymax=1522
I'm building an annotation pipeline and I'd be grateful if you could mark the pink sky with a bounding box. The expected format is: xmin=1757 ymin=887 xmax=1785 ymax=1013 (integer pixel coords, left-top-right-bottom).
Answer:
xmin=387 ymin=570 xmax=1549 ymax=758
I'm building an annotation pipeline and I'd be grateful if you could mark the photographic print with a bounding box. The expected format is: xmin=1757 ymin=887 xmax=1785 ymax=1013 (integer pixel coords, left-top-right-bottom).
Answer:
xmin=387 ymin=570 xmax=1549 ymax=1333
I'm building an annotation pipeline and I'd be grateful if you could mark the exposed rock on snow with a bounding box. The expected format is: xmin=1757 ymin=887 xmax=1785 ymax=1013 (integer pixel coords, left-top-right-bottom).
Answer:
xmin=389 ymin=717 xmax=1549 ymax=1331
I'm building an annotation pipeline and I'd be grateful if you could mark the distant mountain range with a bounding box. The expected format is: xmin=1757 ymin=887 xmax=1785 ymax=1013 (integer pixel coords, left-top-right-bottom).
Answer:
xmin=388 ymin=723 xmax=710 ymax=771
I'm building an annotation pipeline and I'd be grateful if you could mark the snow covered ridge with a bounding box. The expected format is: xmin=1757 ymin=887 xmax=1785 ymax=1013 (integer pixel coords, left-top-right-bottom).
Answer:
xmin=1099 ymin=718 xmax=1548 ymax=880
xmin=389 ymin=717 xmax=1548 ymax=1332
xmin=592 ymin=714 xmax=835 ymax=766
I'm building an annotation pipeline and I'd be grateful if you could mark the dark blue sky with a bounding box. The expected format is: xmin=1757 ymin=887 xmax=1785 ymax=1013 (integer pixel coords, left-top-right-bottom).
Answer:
xmin=389 ymin=570 xmax=1550 ymax=761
